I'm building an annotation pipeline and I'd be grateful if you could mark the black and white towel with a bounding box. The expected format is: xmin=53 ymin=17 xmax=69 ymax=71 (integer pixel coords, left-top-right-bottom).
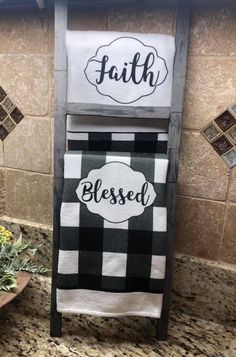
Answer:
xmin=67 ymin=115 xmax=169 ymax=154
xmin=57 ymin=151 xmax=168 ymax=318
xmin=67 ymin=131 xmax=168 ymax=154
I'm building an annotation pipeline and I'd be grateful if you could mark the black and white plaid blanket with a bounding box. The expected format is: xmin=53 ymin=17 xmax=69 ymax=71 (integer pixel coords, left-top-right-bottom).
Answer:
xmin=66 ymin=114 xmax=168 ymax=154
xmin=67 ymin=131 xmax=168 ymax=154
xmin=57 ymin=151 xmax=168 ymax=317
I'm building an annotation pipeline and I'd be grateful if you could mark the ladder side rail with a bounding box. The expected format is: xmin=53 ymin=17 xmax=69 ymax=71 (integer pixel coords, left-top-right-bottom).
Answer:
xmin=157 ymin=0 xmax=191 ymax=340
xmin=50 ymin=0 xmax=68 ymax=337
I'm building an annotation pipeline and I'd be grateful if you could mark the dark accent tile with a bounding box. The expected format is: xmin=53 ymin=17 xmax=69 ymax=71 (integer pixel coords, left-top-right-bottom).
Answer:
xmin=226 ymin=124 xmax=236 ymax=144
xmin=10 ymin=107 xmax=24 ymax=124
xmin=222 ymin=148 xmax=236 ymax=168
xmin=211 ymin=135 xmax=233 ymax=156
xmin=0 ymin=87 xmax=7 ymax=102
xmin=2 ymin=97 xmax=14 ymax=113
xmin=0 ymin=105 xmax=8 ymax=122
xmin=214 ymin=111 xmax=236 ymax=132
xmin=201 ymin=122 xmax=221 ymax=142
xmin=0 ymin=125 xmax=9 ymax=140
xmin=2 ymin=116 xmax=16 ymax=133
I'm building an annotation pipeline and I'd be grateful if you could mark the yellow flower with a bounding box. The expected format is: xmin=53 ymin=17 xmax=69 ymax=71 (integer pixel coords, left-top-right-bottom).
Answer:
xmin=0 ymin=226 xmax=13 ymax=244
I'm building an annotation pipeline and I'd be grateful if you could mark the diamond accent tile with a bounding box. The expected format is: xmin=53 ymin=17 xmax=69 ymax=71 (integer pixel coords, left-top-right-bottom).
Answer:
xmin=0 ymin=87 xmax=7 ymax=102
xmin=10 ymin=107 xmax=24 ymax=124
xmin=222 ymin=148 xmax=236 ymax=168
xmin=202 ymin=123 xmax=221 ymax=142
xmin=2 ymin=97 xmax=14 ymax=113
xmin=0 ymin=125 xmax=9 ymax=140
xmin=0 ymin=86 xmax=25 ymax=140
xmin=214 ymin=110 xmax=236 ymax=132
xmin=2 ymin=116 xmax=16 ymax=133
xmin=226 ymin=124 xmax=236 ymax=144
xmin=0 ymin=105 xmax=8 ymax=122
xmin=202 ymin=105 xmax=236 ymax=168
xmin=211 ymin=135 xmax=233 ymax=156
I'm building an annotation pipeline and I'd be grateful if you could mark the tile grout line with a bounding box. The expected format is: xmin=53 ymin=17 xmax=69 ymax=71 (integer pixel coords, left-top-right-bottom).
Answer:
xmin=0 ymin=214 xmax=53 ymax=232
xmin=3 ymin=166 xmax=53 ymax=177
xmin=176 ymin=192 xmax=227 ymax=205
xmin=188 ymin=54 xmax=236 ymax=59
xmin=217 ymin=168 xmax=233 ymax=261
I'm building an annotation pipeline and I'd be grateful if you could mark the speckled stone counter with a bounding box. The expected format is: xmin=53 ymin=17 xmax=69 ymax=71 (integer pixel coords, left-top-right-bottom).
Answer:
xmin=1 ymin=217 xmax=236 ymax=326
xmin=0 ymin=275 xmax=235 ymax=357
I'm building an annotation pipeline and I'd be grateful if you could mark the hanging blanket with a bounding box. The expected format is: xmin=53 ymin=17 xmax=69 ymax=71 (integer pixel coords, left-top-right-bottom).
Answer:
xmin=57 ymin=151 xmax=168 ymax=318
xmin=67 ymin=131 xmax=168 ymax=154
xmin=66 ymin=114 xmax=168 ymax=154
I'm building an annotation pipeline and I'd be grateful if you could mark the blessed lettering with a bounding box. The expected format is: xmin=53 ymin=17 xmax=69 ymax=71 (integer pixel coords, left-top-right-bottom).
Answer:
xmin=80 ymin=179 xmax=151 ymax=207
xmin=94 ymin=52 xmax=160 ymax=87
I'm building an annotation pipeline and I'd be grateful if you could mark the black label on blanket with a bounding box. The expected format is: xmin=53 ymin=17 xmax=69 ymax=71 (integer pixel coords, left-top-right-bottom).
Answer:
xmin=76 ymin=162 xmax=156 ymax=223
xmin=84 ymin=37 xmax=168 ymax=104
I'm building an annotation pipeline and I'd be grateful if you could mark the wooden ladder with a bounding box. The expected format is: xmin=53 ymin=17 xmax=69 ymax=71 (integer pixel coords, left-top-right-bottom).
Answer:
xmin=50 ymin=0 xmax=191 ymax=340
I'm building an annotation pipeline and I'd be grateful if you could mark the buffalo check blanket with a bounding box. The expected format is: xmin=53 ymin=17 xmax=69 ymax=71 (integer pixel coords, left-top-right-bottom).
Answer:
xmin=57 ymin=151 xmax=168 ymax=317
xmin=67 ymin=131 xmax=168 ymax=154
xmin=66 ymin=114 xmax=169 ymax=154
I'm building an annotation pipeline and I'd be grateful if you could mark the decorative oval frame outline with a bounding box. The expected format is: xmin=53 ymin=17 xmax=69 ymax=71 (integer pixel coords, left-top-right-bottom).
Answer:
xmin=76 ymin=160 xmax=157 ymax=223
xmin=84 ymin=36 xmax=169 ymax=105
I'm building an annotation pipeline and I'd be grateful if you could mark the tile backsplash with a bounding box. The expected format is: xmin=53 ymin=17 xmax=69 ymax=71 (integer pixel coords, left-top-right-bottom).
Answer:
xmin=201 ymin=106 xmax=236 ymax=168
xmin=0 ymin=86 xmax=24 ymax=141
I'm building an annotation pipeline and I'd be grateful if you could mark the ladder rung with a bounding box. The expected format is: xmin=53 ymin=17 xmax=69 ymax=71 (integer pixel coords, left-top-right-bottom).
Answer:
xmin=66 ymin=103 xmax=170 ymax=119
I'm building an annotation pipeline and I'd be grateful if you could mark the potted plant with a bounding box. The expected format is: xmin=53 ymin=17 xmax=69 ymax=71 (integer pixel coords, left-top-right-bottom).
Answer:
xmin=0 ymin=226 xmax=47 ymax=307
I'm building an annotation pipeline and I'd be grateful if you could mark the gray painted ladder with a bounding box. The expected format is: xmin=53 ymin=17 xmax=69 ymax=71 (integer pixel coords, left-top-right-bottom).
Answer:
xmin=51 ymin=0 xmax=191 ymax=340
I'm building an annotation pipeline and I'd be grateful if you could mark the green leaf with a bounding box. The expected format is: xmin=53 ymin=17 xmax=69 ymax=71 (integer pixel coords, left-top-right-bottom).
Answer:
xmin=0 ymin=230 xmax=48 ymax=291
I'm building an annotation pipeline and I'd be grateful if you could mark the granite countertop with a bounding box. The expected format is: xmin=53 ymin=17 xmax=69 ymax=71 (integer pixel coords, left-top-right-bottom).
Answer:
xmin=0 ymin=275 xmax=235 ymax=357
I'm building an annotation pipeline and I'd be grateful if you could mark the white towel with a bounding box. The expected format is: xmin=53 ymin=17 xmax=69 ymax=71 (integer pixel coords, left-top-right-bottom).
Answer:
xmin=66 ymin=30 xmax=175 ymax=107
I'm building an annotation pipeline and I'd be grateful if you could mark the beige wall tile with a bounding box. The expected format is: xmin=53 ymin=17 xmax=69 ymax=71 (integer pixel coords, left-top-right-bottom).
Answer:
xmin=229 ymin=167 xmax=236 ymax=202
xmin=47 ymin=13 xmax=54 ymax=55
xmin=176 ymin=196 xmax=225 ymax=260
xmin=220 ymin=204 xmax=236 ymax=265
xmin=0 ymin=169 xmax=5 ymax=216
xmin=183 ymin=56 xmax=236 ymax=129
xmin=178 ymin=131 xmax=230 ymax=201
xmin=4 ymin=117 xmax=51 ymax=174
xmin=5 ymin=169 xmax=52 ymax=225
xmin=108 ymin=4 xmax=175 ymax=34
xmin=0 ymin=11 xmax=48 ymax=54
xmin=50 ymin=118 xmax=54 ymax=175
xmin=48 ymin=56 xmax=55 ymax=117
xmin=68 ymin=7 xmax=107 ymax=31
xmin=189 ymin=3 xmax=236 ymax=56
xmin=0 ymin=141 xmax=4 ymax=167
xmin=0 ymin=55 xmax=48 ymax=116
